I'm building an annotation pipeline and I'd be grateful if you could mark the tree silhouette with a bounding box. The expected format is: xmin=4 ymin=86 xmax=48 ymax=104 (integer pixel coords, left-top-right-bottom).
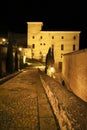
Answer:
xmin=46 ymin=47 xmax=52 ymax=66
xmin=6 ymin=32 xmax=14 ymax=74
xmin=6 ymin=42 xmax=13 ymax=74
xmin=51 ymin=46 xmax=55 ymax=64
xmin=15 ymin=50 xmax=18 ymax=71
xmin=45 ymin=47 xmax=55 ymax=73
xmin=0 ymin=46 xmax=2 ymax=76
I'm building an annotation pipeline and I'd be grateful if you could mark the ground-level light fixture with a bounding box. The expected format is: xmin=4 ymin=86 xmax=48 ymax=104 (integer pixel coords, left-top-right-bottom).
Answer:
xmin=47 ymin=65 xmax=55 ymax=78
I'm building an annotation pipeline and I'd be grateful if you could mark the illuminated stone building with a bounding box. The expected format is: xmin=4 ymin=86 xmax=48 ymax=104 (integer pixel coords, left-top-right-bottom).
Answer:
xmin=26 ymin=22 xmax=81 ymax=71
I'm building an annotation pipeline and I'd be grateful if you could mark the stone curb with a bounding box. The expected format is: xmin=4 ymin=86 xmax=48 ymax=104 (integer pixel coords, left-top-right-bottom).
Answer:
xmin=39 ymin=70 xmax=87 ymax=130
xmin=0 ymin=70 xmax=22 ymax=85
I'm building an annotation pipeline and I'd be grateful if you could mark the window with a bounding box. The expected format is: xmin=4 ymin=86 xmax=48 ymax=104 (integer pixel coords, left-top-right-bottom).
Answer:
xmin=61 ymin=36 xmax=64 ymax=39
xmin=52 ymin=36 xmax=54 ymax=39
xmin=40 ymin=43 xmax=46 ymax=45
xmin=32 ymin=44 xmax=35 ymax=48
xmin=61 ymin=44 xmax=64 ymax=50
xmin=61 ymin=54 xmax=63 ymax=58
xmin=73 ymin=36 xmax=76 ymax=40
xmin=32 ymin=36 xmax=35 ymax=39
xmin=40 ymin=36 xmax=42 ymax=39
xmin=73 ymin=44 xmax=75 ymax=51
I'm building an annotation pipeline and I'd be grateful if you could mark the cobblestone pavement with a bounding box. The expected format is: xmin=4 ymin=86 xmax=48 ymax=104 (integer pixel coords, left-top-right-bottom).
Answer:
xmin=0 ymin=68 xmax=60 ymax=130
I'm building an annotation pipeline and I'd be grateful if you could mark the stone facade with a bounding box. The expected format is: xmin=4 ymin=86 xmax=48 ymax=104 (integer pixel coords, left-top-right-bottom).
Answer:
xmin=26 ymin=22 xmax=81 ymax=71
xmin=62 ymin=49 xmax=87 ymax=102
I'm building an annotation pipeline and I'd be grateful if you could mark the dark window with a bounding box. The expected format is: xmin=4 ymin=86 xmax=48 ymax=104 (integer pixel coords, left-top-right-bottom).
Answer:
xmin=32 ymin=36 xmax=35 ymax=39
xmin=40 ymin=36 xmax=42 ymax=39
xmin=61 ymin=54 xmax=63 ymax=58
xmin=61 ymin=36 xmax=64 ymax=39
xmin=40 ymin=43 xmax=42 ymax=45
xmin=61 ymin=44 xmax=64 ymax=50
xmin=73 ymin=36 xmax=76 ymax=40
xmin=32 ymin=44 xmax=35 ymax=48
xmin=73 ymin=44 xmax=75 ymax=51
xmin=43 ymin=43 xmax=46 ymax=45
xmin=52 ymin=36 xmax=54 ymax=39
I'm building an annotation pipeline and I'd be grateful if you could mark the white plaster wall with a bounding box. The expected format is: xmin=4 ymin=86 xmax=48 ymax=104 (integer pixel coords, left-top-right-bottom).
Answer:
xmin=62 ymin=49 xmax=87 ymax=102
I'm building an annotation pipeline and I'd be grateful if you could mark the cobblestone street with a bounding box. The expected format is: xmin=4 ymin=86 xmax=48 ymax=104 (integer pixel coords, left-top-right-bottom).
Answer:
xmin=0 ymin=68 xmax=59 ymax=130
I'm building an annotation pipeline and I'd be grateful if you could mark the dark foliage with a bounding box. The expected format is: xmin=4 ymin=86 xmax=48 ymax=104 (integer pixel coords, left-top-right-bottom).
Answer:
xmin=0 ymin=47 xmax=2 ymax=76
xmin=45 ymin=47 xmax=55 ymax=73
xmin=15 ymin=50 xmax=18 ymax=71
xmin=6 ymin=43 xmax=13 ymax=74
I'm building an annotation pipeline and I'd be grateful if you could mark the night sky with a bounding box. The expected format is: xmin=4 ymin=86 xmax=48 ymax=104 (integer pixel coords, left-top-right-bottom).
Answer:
xmin=1 ymin=0 xmax=87 ymax=49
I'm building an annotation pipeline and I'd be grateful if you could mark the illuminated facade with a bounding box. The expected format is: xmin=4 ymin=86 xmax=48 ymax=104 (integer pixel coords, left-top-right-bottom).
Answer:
xmin=26 ymin=22 xmax=81 ymax=70
xmin=62 ymin=49 xmax=87 ymax=102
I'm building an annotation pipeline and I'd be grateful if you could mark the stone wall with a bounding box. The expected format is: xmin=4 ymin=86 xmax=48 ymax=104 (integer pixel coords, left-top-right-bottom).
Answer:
xmin=62 ymin=49 xmax=87 ymax=102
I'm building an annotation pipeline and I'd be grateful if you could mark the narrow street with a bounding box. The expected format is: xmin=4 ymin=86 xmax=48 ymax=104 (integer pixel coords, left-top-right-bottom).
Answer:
xmin=0 ymin=68 xmax=60 ymax=130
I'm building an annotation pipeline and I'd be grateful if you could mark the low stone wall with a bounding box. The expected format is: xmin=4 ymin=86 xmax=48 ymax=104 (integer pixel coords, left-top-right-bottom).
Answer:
xmin=0 ymin=70 xmax=22 ymax=85
xmin=39 ymin=70 xmax=87 ymax=130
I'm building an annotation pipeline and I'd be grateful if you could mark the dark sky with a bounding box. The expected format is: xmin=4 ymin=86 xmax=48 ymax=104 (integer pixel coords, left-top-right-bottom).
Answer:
xmin=1 ymin=0 xmax=87 ymax=49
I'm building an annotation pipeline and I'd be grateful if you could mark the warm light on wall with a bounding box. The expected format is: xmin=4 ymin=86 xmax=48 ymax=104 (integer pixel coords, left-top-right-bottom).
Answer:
xmin=2 ymin=38 xmax=6 ymax=42
xmin=18 ymin=47 xmax=22 ymax=51
xmin=47 ymin=66 xmax=55 ymax=78
xmin=23 ymin=56 xmax=26 ymax=63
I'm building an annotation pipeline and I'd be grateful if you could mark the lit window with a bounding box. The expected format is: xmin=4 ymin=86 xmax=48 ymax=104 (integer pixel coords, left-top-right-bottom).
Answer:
xmin=61 ymin=44 xmax=64 ymax=50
